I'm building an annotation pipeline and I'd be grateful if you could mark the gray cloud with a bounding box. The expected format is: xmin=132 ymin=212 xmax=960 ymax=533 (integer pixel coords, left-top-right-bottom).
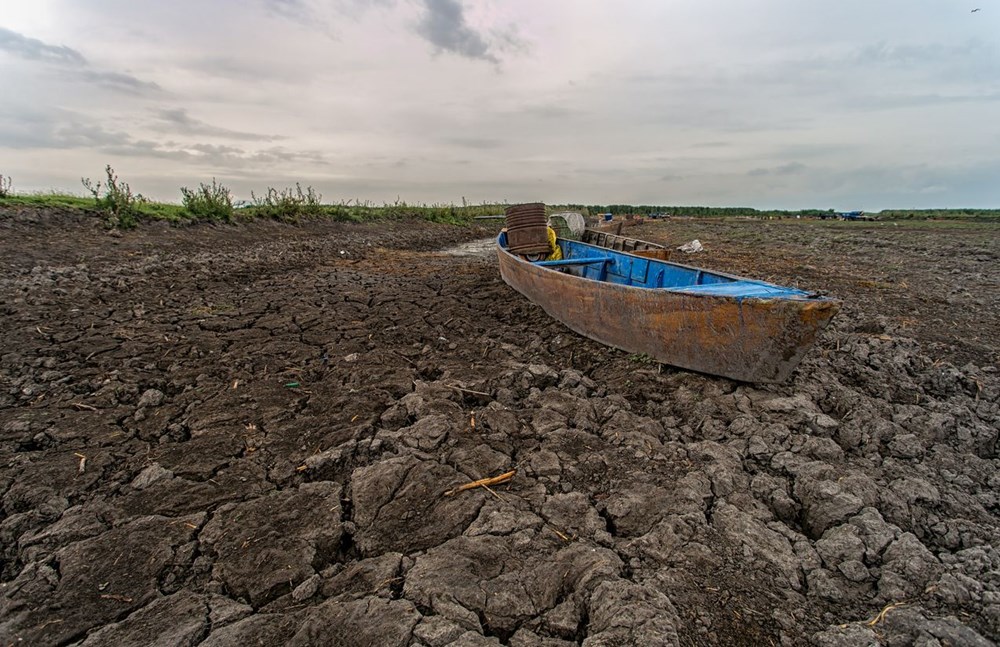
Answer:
xmin=104 ymin=139 xmax=325 ymax=168
xmin=0 ymin=106 xmax=319 ymax=169
xmin=262 ymin=0 xmax=312 ymax=21
xmin=520 ymin=104 xmax=579 ymax=119
xmin=0 ymin=106 xmax=131 ymax=150
xmin=630 ymin=36 xmax=999 ymax=128
xmin=852 ymin=91 xmax=1000 ymax=110
xmin=0 ymin=27 xmax=158 ymax=94
xmin=856 ymin=40 xmax=993 ymax=68
xmin=183 ymin=56 xmax=311 ymax=84
xmin=747 ymin=162 xmax=807 ymax=177
xmin=75 ymin=70 xmax=161 ymax=94
xmin=259 ymin=0 xmax=349 ymax=39
xmin=153 ymin=109 xmax=284 ymax=141
xmin=489 ymin=25 xmax=529 ymax=57
xmin=0 ymin=27 xmax=86 ymax=65
xmin=445 ymin=136 xmax=503 ymax=149
xmin=416 ymin=0 xmax=497 ymax=63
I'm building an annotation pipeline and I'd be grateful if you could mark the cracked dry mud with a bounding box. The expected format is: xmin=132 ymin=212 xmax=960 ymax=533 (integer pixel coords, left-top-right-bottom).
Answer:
xmin=1 ymin=209 xmax=998 ymax=646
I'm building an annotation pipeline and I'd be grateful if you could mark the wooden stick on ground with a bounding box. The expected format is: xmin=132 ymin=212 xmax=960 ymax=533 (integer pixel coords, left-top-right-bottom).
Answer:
xmin=481 ymin=484 xmax=504 ymax=501
xmin=446 ymin=384 xmax=491 ymax=398
xmin=444 ymin=470 xmax=516 ymax=497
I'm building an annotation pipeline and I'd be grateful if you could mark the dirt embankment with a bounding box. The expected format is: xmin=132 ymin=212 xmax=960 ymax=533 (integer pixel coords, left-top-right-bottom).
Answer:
xmin=0 ymin=210 xmax=997 ymax=646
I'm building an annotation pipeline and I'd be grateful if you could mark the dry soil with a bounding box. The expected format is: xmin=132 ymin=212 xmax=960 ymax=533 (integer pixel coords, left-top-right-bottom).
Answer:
xmin=1 ymin=209 xmax=997 ymax=646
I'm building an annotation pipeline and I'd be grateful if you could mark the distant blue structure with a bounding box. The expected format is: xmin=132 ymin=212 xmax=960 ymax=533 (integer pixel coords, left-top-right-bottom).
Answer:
xmin=837 ymin=211 xmax=865 ymax=220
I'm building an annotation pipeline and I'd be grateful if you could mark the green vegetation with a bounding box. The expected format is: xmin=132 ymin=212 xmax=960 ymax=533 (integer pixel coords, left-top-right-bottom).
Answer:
xmin=0 ymin=189 xmax=505 ymax=228
xmin=181 ymin=179 xmax=234 ymax=222
xmin=82 ymin=165 xmax=144 ymax=229
xmin=876 ymin=208 xmax=1000 ymax=221
xmin=249 ymin=183 xmax=322 ymax=222
xmin=0 ymin=166 xmax=508 ymax=229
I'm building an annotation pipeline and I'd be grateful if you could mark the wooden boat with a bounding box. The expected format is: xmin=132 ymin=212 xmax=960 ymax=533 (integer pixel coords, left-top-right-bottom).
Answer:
xmin=497 ymin=233 xmax=840 ymax=383
xmin=581 ymin=229 xmax=671 ymax=261
xmin=593 ymin=214 xmax=645 ymax=234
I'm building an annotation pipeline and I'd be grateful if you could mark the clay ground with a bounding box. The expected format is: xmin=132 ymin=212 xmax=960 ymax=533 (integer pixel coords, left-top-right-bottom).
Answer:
xmin=0 ymin=208 xmax=998 ymax=646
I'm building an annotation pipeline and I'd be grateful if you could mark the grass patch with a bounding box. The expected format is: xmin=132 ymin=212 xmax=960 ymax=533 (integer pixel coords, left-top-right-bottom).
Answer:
xmin=0 ymin=191 xmax=189 ymax=220
xmin=1 ymin=193 xmax=95 ymax=209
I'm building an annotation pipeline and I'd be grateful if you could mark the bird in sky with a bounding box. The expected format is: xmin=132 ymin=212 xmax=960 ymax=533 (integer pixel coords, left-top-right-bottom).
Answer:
xmin=971 ymin=7 xmax=981 ymax=11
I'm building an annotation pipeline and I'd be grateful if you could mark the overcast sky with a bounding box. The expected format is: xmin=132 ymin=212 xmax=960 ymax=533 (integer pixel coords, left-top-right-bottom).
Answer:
xmin=1 ymin=1 xmax=998 ymax=210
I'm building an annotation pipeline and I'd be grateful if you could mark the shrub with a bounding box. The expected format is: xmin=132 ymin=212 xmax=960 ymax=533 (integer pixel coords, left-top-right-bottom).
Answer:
xmin=0 ymin=173 xmax=11 ymax=198
xmin=181 ymin=178 xmax=234 ymax=222
xmin=82 ymin=165 xmax=143 ymax=229
xmin=250 ymin=183 xmax=322 ymax=222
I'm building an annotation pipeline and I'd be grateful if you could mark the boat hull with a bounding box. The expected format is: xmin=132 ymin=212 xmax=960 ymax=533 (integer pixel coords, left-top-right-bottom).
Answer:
xmin=497 ymin=243 xmax=840 ymax=383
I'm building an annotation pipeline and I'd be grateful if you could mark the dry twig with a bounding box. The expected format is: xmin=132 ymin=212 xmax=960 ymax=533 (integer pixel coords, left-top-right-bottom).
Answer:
xmin=444 ymin=470 xmax=515 ymax=497
xmin=446 ymin=384 xmax=491 ymax=398
xmin=481 ymin=484 xmax=504 ymax=501
xmin=864 ymin=601 xmax=907 ymax=627
xmin=840 ymin=600 xmax=908 ymax=629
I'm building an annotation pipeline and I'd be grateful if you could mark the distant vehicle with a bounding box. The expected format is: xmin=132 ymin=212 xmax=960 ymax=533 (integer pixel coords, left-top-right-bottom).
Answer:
xmin=837 ymin=211 xmax=875 ymax=221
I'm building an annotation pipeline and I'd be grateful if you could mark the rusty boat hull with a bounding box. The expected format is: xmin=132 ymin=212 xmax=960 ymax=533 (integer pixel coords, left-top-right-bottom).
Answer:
xmin=497 ymin=235 xmax=840 ymax=383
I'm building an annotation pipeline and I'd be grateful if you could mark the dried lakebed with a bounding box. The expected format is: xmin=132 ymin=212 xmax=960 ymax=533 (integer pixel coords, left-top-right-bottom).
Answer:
xmin=0 ymin=210 xmax=997 ymax=646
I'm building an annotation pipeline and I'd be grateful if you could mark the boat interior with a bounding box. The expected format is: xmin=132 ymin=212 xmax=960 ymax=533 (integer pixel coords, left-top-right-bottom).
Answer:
xmin=500 ymin=233 xmax=817 ymax=300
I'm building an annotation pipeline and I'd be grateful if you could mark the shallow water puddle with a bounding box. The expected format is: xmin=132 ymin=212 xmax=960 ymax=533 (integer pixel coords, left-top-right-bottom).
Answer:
xmin=439 ymin=237 xmax=495 ymax=256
